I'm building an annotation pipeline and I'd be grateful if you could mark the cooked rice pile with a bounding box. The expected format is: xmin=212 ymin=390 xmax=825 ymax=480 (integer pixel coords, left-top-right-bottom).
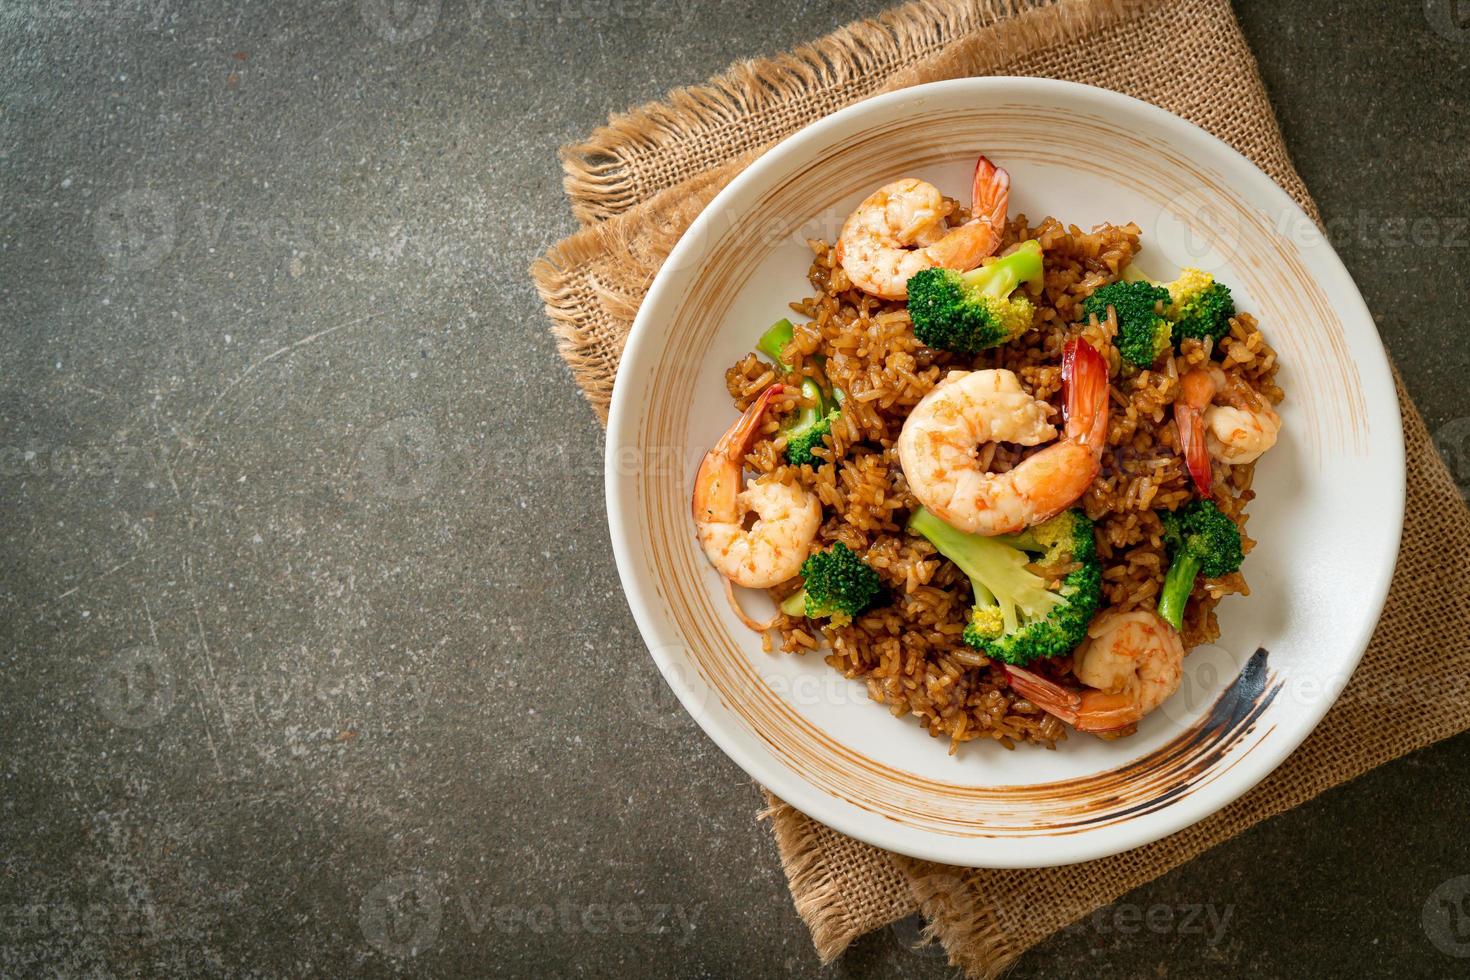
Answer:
xmin=724 ymin=212 xmax=1282 ymax=752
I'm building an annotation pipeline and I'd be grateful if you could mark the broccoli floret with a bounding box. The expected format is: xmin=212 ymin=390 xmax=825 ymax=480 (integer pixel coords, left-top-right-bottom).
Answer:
xmin=756 ymin=319 xmax=845 ymax=464
xmin=1082 ymin=280 xmax=1171 ymax=368
xmin=1165 ymin=268 xmax=1235 ymax=345
xmin=905 ymin=240 xmax=1044 ymax=354
xmin=756 ymin=317 xmax=796 ymax=371
xmin=1156 ymin=500 xmax=1244 ymax=630
xmin=779 ymin=542 xmax=882 ymax=621
xmin=907 ymin=507 xmax=1102 ymax=665
xmin=781 ymin=377 xmax=840 ymax=466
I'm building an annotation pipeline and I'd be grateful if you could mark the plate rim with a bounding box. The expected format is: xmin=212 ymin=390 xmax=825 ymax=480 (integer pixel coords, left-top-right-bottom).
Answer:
xmin=604 ymin=76 xmax=1406 ymax=868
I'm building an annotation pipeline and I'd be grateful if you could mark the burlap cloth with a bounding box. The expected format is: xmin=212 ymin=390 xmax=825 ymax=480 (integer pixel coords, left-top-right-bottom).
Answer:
xmin=531 ymin=0 xmax=1470 ymax=974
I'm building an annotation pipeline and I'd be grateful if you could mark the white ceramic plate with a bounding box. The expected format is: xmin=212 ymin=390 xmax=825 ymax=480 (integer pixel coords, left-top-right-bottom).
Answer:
xmin=605 ymin=78 xmax=1403 ymax=868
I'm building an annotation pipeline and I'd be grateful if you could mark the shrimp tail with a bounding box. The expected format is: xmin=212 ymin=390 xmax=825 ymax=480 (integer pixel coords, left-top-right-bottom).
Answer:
xmin=1174 ymin=368 xmax=1217 ymax=496
xmin=1176 ymin=402 xmax=1213 ymax=496
xmin=1061 ymin=338 xmax=1110 ymax=451
xmin=1003 ymin=665 xmax=1079 ymax=722
xmin=1004 ymin=665 xmax=1139 ymax=734
xmin=972 ymin=155 xmax=1010 ymax=234
xmin=692 ymin=383 xmax=790 ymax=522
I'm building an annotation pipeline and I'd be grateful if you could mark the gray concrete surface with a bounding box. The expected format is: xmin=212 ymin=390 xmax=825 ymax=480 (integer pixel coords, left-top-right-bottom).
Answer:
xmin=1 ymin=0 xmax=1468 ymax=976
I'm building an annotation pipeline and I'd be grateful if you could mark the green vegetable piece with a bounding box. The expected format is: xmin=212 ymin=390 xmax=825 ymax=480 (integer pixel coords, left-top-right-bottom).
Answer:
xmin=1155 ymin=500 xmax=1244 ymax=630
xmin=905 ymin=240 xmax=1045 ymax=354
xmin=1082 ymin=279 xmax=1171 ymax=368
xmin=908 ymin=506 xmax=1102 ymax=665
xmin=779 ymin=542 xmax=882 ymax=621
xmin=756 ymin=318 xmax=796 ymax=371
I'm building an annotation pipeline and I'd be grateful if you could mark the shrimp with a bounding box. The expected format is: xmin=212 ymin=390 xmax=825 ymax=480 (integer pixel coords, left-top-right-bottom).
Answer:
xmin=1174 ymin=364 xmax=1281 ymax=495
xmin=897 ymin=338 xmax=1110 ymax=536
xmin=1003 ymin=610 xmax=1185 ymax=734
xmin=834 ymin=155 xmax=1010 ymax=300
xmin=692 ymin=384 xmax=821 ymax=589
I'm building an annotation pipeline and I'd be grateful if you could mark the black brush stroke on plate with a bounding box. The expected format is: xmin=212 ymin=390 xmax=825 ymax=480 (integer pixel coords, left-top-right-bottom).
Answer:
xmin=1050 ymin=648 xmax=1280 ymax=830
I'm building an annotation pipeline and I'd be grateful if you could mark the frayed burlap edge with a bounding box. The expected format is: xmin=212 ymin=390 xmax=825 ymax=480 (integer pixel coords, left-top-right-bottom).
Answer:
xmin=534 ymin=0 xmax=1151 ymax=423
xmin=561 ymin=0 xmax=1005 ymax=224
xmin=758 ymin=795 xmax=868 ymax=962
xmin=560 ymin=0 xmax=1148 ymax=224
xmin=759 ymin=792 xmax=918 ymax=962
xmin=532 ymin=167 xmax=737 ymax=422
